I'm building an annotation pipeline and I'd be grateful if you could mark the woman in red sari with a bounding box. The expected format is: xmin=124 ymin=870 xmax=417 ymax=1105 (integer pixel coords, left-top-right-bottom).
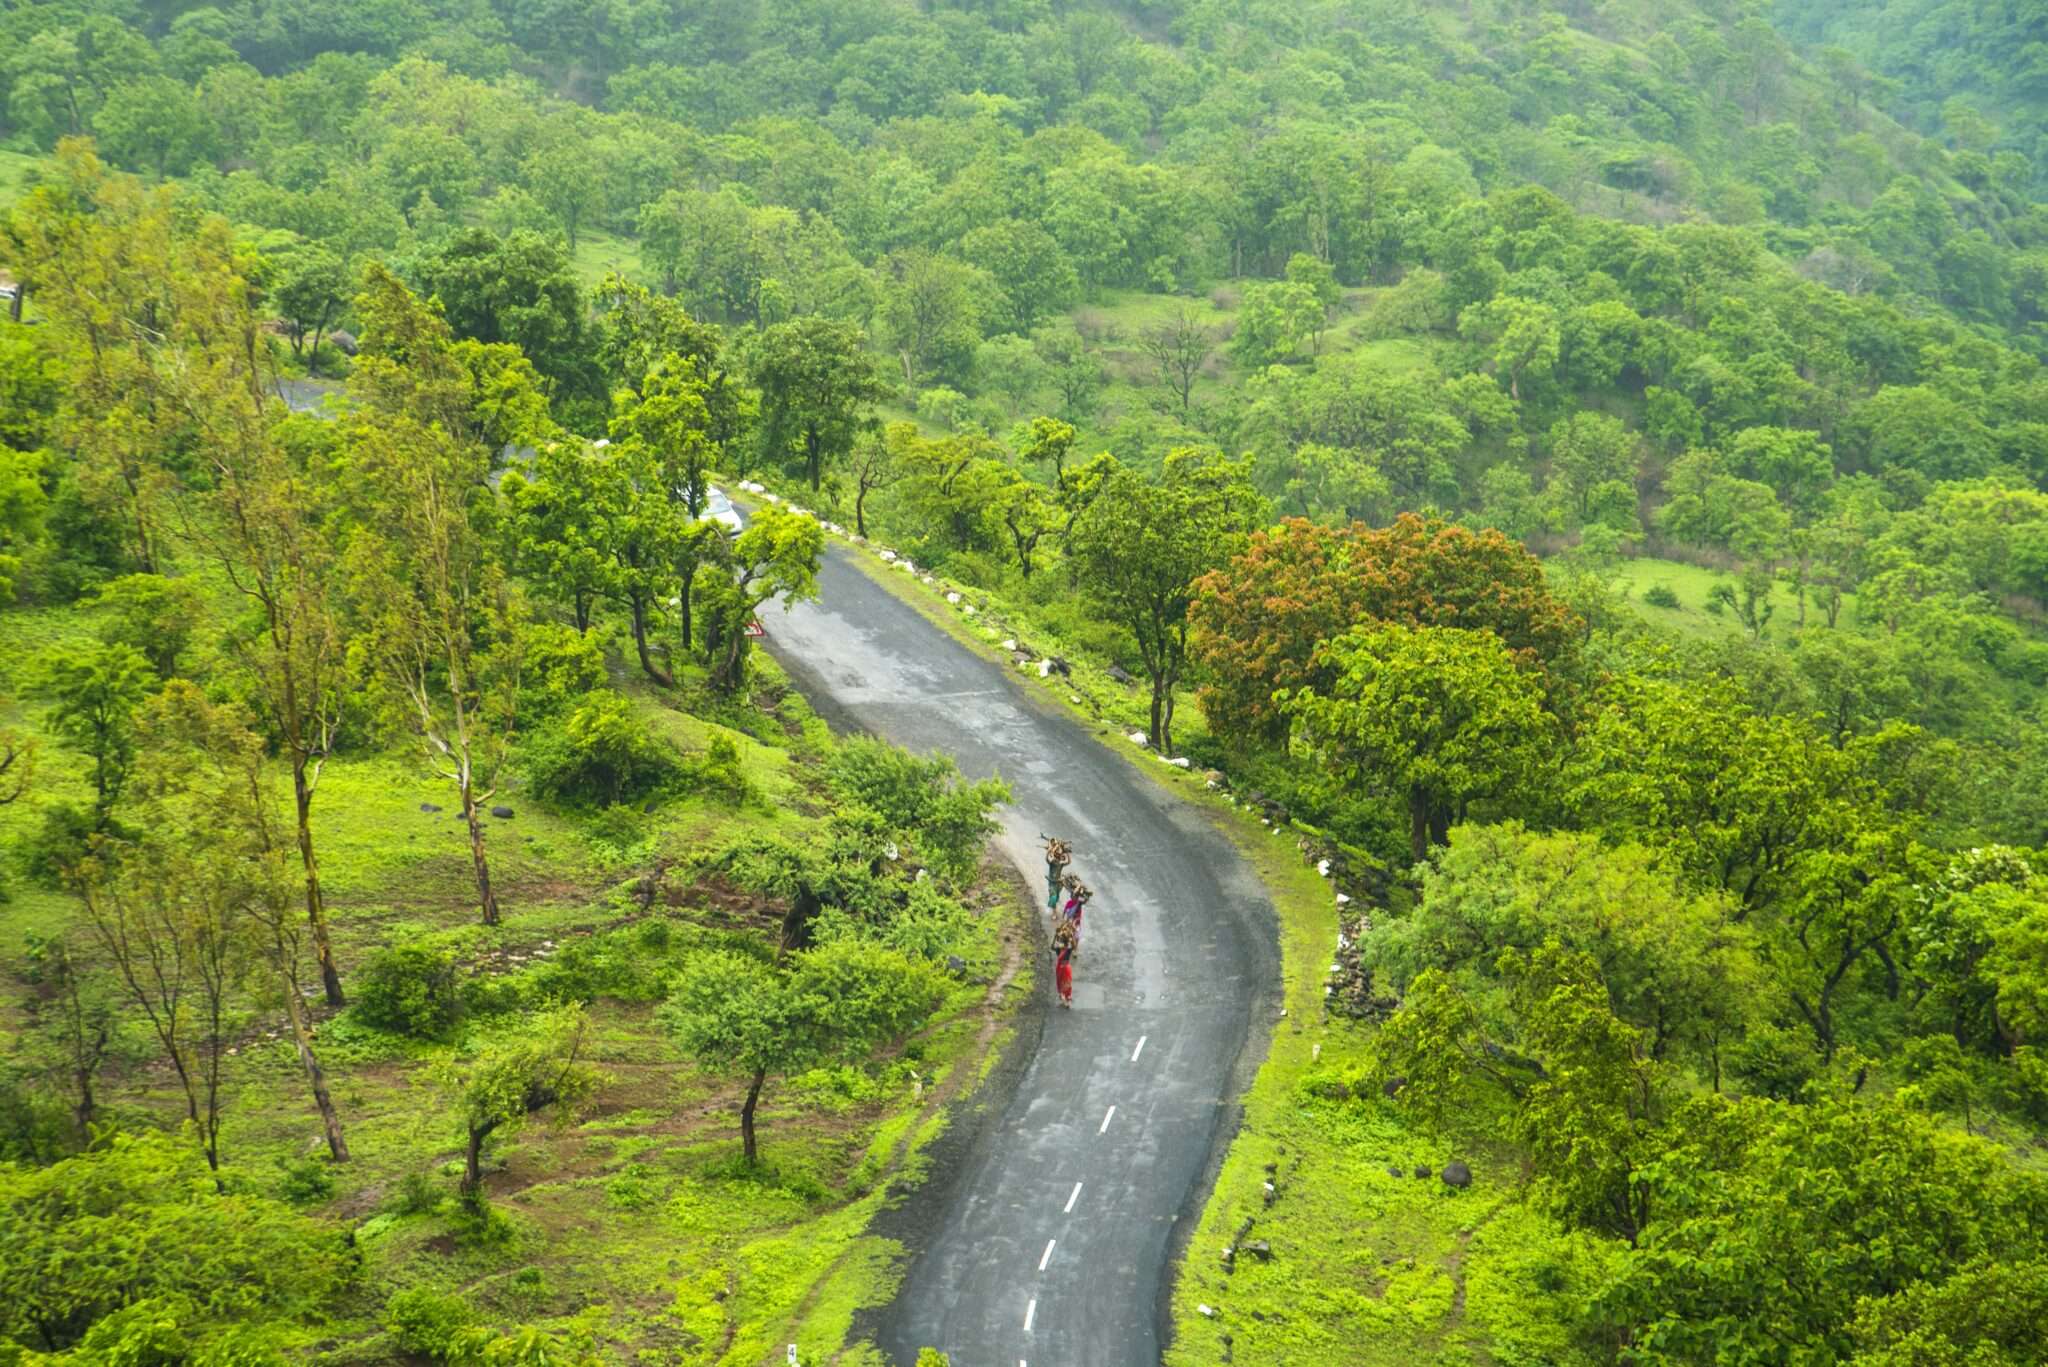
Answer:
xmin=1052 ymin=918 xmax=1078 ymax=1008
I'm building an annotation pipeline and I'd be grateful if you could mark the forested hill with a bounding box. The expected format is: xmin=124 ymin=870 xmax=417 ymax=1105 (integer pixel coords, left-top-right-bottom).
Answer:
xmin=1776 ymin=0 xmax=2048 ymax=192
xmin=4 ymin=0 xmax=2046 ymax=344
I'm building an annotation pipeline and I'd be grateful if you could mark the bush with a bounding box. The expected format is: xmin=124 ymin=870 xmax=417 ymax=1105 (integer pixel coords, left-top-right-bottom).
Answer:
xmin=385 ymin=1289 xmax=489 ymax=1362
xmin=825 ymin=737 xmax=1009 ymax=884
xmin=0 ymin=1132 xmax=349 ymax=1351
xmin=1642 ymin=584 xmax=1681 ymax=610
xmin=520 ymin=623 xmax=608 ymax=717
xmin=523 ymin=693 xmax=682 ymax=807
xmin=352 ymin=943 xmax=461 ymax=1040
xmin=20 ymin=801 xmax=99 ymax=886
xmin=276 ymin=1159 xmax=335 ymax=1206
xmin=388 ymin=1170 xmax=444 ymax=1216
xmin=685 ymin=732 xmax=751 ymax=804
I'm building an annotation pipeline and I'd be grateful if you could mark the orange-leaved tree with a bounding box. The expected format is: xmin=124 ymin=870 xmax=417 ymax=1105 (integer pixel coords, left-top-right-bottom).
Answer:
xmin=1189 ymin=513 xmax=1581 ymax=747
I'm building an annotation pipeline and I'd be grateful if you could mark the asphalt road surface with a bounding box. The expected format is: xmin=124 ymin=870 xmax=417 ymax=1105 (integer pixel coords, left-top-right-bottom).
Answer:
xmin=767 ymin=546 xmax=1278 ymax=1367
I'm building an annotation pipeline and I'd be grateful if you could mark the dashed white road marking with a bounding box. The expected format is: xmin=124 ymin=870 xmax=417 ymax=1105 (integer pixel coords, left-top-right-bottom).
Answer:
xmin=1039 ymin=1238 xmax=1057 ymax=1271
xmin=1099 ymin=1105 xmax=1117 ymax=1134
xmin=1065 ymin=1181 xmax=1083 ymax=1213
xmin=1131 ymin=1035 xmax=1147 ymax=1063
xmin=1024 ymin=1299 xmax=1037 ymax=1332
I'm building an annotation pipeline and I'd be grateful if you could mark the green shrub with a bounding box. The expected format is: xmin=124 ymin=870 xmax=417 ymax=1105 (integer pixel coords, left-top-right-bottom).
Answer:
xmin=21 ymin=801 xmax=99 ymax=886
xmin=460 ymin=973 xmax=530 ymax=1017
xmin=388 ymin=1170 xmax=444 ymax=1216
xmin=385 ymin=1289 xmax=489 ymax=1362
xmin=825 ymin=737 xmax=1009 ymax=884
xmin=1642 ymin=584 xmax=1681 ymax=610
xmin=276 ymin=1159 xmax=335 ymax=1207
xmin=519 ymin=623 xmax=608 ymax=717
xmin=352 ymin=943 xmax=461 ymax=1040
xmin=523 ymin=692 xmax=682 ymax=807
xmin=686 ymin=732 xmax=751 ymax=804
xmin=0 ymin=1132 xmax=348 ymax=1351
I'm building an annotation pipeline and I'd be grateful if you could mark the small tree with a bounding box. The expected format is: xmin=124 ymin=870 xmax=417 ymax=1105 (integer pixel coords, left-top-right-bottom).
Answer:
xmin=442 ymin=1003 xmax=603 ymax=1203
xmin=343 ymin=416 xmax=524 ymax=926
xmin=1068 ymin=452 xmax=1263 ymax=754
xmin=847 ymin=432 xmax=896 ymax=540
xmin=703 ymin=506 xmax=824 ymax=692
xmin=662 ymin=941 xmax=945 ymax=1164
xmin=1138 ymin=305 xmax=1215 ymax=414
xmin=37 ymin=643 xmax=155 ymax=827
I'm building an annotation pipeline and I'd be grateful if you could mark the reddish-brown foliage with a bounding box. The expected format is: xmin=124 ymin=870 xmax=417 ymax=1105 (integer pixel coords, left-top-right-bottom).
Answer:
xmin=1189 ymin=513 xmax=1581 ymax=744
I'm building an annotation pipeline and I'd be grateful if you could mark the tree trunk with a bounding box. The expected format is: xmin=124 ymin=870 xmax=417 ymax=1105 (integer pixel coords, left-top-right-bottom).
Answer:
xmin=629 ymin=593 xmax=674 ymax=686
xmin=806 ymin=427 xmax=824 ymax=492
xmin=281 ymin=978 xmax=349 ymax=1161
xmin=678 ymin=573 xmax=694 ymax=653
xmin=855 ymin=484 xmax=870 ymax=538
xmin=573 ymin=590 xmax=592 ymax=634
xmin=741 ymin=1067 xmax=767 ymax=1164
xmin=463 ymin=789 xmax=501 ymax=927
xmin=1408 ymin=787 xmax=1434 ymax=866
xmin=294 ymin=757 xmax=344 ymax=1007
xmin=463 ymin=1117 xmax=500 ymax=1199
xmin=1148 ymin=675 xmax=1166 ymax=753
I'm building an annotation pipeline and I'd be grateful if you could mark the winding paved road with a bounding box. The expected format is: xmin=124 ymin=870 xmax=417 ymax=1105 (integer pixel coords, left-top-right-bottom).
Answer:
xmin=768 ymin=546 xmax=1278 ymax=1367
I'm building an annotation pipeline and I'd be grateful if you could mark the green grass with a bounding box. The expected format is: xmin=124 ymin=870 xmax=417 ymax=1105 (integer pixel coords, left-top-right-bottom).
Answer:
xmin=1595 ymin=554 xmax=1858 ymax=641
xmin=566 ymin=227 xmax=647 ymax=289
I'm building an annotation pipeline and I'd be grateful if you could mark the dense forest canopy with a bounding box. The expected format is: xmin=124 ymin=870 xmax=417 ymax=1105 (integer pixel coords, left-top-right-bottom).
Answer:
xmin=3 ymin=1 xmax=2048 ymax=1365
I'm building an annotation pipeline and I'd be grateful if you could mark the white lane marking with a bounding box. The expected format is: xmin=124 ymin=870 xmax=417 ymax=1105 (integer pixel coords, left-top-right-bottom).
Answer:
xmin=1039 ymin=1238 xmax=1057 ymax=1271
xmin=1024 ymin=1299 xmax=1037 ymax=1332
xmin=1131 ymin=1035 xmax=1147 ymax=1063
xmin=1065 ymin=1181 xmax=1083 ymax=1213
xmin=1099 ymin=1105 xmax=1117 ymax=1135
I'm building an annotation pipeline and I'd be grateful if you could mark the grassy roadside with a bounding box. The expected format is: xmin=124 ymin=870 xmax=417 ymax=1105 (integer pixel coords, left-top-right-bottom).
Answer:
xmin=792 ymin=512 xmax=1546 ymax=1363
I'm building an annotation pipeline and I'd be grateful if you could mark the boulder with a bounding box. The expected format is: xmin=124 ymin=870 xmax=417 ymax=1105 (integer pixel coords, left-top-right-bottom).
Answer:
xmin=1243 ymin=1240 xmax=1273 ymax=1261
xmin=1386 ymin=1166 xmax=1404 ymax=1178
xmin=1413 ymin=1165 xmax=1433 ymax=1180
xmin=1441 ymin=1160 xmax=1473 ymax=1189
xmin=489 ymin=805 xmax=515 ymax=819
xmin=419 ymin=802 xmax=442 ymax=814
xmin=1382 ymin=1075 xmax=1407 ymax=1098
xmin=1105 ymin=663 xmax=1135 ymax=685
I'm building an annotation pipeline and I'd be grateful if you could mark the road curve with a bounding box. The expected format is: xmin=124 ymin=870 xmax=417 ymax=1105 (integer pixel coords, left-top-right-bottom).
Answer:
xmin=767 ymin=545 xmax=1279 ymax=1367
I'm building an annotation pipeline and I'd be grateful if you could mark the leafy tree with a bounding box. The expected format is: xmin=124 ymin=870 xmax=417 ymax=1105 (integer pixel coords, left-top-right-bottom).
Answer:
xmin=1230 ymin=280 xmax=1323 ymax=367
xmin=87 ymin=573 xmax=204 ymax=679
xmin=661 ymin=941 xmax=944 ymax=1164
xmin=36 ymin=643 xmax=154 ymax=827
xmin=270 ymin=245 xmax=350 ymax=376
xmin=702 ymin=505 xmax=825 ymax=692
xmin=1285 ymin=624 xmax=1552 ymax=864
xmin=1460 ymin=295 xmax=1560 ymax=401
xmin=1191 ymin=514 xmax=1579 ymax=745
xmin=411 ymin=228 xmax=599 ymax=413
xmin=608 ymin=352 xmax=727 ymax=651
xmin=749 ymin=317 xmax=891 ymax=492
xmin=1594 ymin=1096 xmax=2048 ymax=1363
xmin=879 ymin=248 xmax=991 ymax=389
xmin=1383 ymin=824 xmax=1761 ymax=1074
xmin=441 ymin=1003 xmax=603 ymax=1202
xmin=340 ymin=349 xmax=523 ymax=924
xmin=133 ymin=682 xmax=350 ymax=1161
xmin=1068 ymin=451 xmax=1263 ymax=754
xmin=1547 ymin=412 xmax=1641 ymax=522
xmin=1851 ymin=1257 xmax=2048 ymax=1366
xmin=824 ymin=737 xmax=1010 ymax=886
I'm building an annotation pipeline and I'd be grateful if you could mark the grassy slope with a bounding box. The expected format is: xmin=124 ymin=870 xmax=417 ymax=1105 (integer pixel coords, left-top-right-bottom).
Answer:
xmin=0 ymin=579 xmax=1030 ymax=1362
